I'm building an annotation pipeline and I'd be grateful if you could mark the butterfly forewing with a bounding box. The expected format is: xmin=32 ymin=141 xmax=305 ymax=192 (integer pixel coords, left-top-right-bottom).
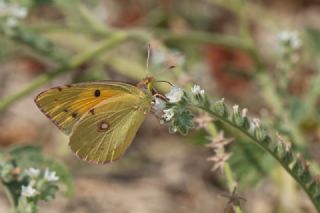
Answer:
xmin=69 ymin=93 xmax=152 ymax=164
xmin=35 ymin=82 xmax=138 ymax=135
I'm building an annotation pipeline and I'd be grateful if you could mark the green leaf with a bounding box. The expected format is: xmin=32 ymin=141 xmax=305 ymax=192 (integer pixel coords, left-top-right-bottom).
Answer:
xmin=171 ymin=110 xmax=194 ymax=136
xmin=229 ymin=138 xmax=273 ymax=187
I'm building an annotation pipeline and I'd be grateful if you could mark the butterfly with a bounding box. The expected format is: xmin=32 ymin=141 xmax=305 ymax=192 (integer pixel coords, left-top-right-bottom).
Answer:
xmin=35 ymin=77 xmax=162 ymax=164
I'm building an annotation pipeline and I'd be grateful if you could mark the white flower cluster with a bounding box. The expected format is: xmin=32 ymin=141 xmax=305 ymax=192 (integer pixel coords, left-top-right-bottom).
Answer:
xmin=0 ymin=1 xmax=27 ymax=27
xmin=25 ymin=168 xmax=40 ymax=178
xmin=21 ymin=167 xmax=59 ymax=198
xmin=21 ymin=184 xmax=38 ymax=197
xmin=159 ymin=85 xmax=184 ymax=122
xmin=162 ymin=108 xmax=174 ymax=121
xmin=160 ymin=84 xmax=206 ymax=122
xmin=232 ymin=105 xmax=239 ymax=113
xmin=249 ymin=118 xmax=261 ymax=132
xmin=44 ymin=168 xmax=59 ymax=182
xmin=153 ymin=98 xmax=166 ymax=111
xmin=165 ymin=86 xmax=184 ymax=103
xmin=276 ymin=30 xmax=302 ymax=50
xmin=191 ymin=84 xmax=205 ymax=96
xmin=232 ymin=105 xmax=247 ymax=118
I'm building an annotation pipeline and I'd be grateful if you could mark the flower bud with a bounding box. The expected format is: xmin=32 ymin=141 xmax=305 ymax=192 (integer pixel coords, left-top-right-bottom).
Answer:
xmin=213 ymin=98 xmax=228 ymax=117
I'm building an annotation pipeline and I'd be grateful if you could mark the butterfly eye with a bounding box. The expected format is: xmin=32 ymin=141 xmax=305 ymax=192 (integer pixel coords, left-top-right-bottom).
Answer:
xmin=151 ymin=99 xmax=156 ymax=105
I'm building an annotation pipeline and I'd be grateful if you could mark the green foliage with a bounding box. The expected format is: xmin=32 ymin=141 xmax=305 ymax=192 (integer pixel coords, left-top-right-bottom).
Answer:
xmin=0 ymin=145 xmax=73 ymax=213
xmin=169 ymin=109 xmax=194 ymax=135
xmin=3 ymin=145 xmax=73 ymax=196
xmin=307 ymin=28 xmax=320 ymax=55
xmin=162 ymin=83 xmax=320 ymax=211
xmin=205 ymin=99 xmax=320 ymax=212
xmin=0 ymin=0 xmax=319 ymax=212
xmin=229 ymin=140 xmax=272 ymax=186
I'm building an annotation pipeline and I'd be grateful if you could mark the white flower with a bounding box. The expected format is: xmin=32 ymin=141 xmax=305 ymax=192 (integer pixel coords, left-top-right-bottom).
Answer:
xmin=0 ymin=2 xmax=27 ymax=28
xmin=44 ymin=168 xmax=59 ymax=182
xmin=252 ymin=118 xmax=261 ymax=128
xmin=191 ymin=84 xmax=205 ymax=96
xmin=153 ymin=98 xmax=166 ymax=111
xmin=21 ymin=184 xmax=38 ymax=197
xmin=25 ymin=168 xmax=40 ymax=178
xmin=250 ymin=118 xmax=261 ymax=133
xmin=276 ymin=30 xmax=301 ymax=49
xmin=241 ymin=108 xmax=248 ymax=118
xmin=162 ymin=109 xmax=174 ymax=121
xmin=166 ymin=86 xmax=184 ymax=103
xmin=232 ymin=105 xmax=239 ymax=113
xmin=10 ymin=5 xmax=27 ymax=19
xmin=0 ymin=3 xmax=27 ymax=18
xmin=217 ymin=98 xmax=225 ymax=104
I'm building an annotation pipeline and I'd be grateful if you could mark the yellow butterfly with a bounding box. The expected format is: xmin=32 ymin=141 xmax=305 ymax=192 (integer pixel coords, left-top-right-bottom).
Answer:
xmin=35 ymin=77 xmax=159 ymax=164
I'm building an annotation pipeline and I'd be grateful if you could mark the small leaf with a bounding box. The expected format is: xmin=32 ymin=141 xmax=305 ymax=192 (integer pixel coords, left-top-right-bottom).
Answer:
xmin=171 ymin=110 xmax=194 ymax=136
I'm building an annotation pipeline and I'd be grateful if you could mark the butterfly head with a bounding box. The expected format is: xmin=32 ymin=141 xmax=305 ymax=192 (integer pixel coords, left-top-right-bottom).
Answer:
xmin=137 ymin=76 xmax=155 ymax=93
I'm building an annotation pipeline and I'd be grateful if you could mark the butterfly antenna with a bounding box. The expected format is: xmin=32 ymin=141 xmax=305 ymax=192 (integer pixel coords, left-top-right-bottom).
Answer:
xmin=146 ymin=43 xmax=152 ymax=75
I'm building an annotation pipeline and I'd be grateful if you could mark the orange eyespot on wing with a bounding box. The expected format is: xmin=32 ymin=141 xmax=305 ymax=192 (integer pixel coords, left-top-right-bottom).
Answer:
xmin=35 ymin=82 xmax=142 ymax=135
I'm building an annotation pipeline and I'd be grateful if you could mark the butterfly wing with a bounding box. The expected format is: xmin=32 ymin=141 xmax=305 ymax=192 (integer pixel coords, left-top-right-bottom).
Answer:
xmin=69 ymin=93 xmax=152 ymax=164
xmin=35 ymin=82 xmax=140 ymax=135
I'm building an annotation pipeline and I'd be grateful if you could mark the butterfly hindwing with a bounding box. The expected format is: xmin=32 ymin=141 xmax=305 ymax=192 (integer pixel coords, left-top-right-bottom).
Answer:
xmin=69 ymin=93 xmax=152 ymax=164
xmin=35 ymin=82 xmax=139 ymax=135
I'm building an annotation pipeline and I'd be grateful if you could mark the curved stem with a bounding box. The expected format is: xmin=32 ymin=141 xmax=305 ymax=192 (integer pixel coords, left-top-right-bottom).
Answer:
xmin=198 ymin=105 xmax=320 ymax=213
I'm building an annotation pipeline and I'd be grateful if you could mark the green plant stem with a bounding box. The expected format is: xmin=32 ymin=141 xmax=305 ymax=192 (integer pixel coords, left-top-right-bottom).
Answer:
xmin=156 ymin=29 xmax=252 ymax=51
xmin=224 ymin=164 xmax=243 ymax=213
xmin=218 ymin=0 xmax=308 ymax=149
xmin=2 ymin=184 xmax=17 ymax=213
xmin=0 ymin=33 xmax=127 ymax=112
xmin=199 ymin=106 xmax=320 ymax=213
xmin=224 ymin=163 xmax=234 ymax=192
xmin=0 ymin=26 xmax=68 ymax=64
xmin=206 ymin=123 xmax=244 ymax=213
xmin=75 ymin=3 xmax=252 ymax=51
xmin=76 ymin=4 xmax=111 ymax=35
xmin=256 ymin=72 xmax=306 ymax=148
xmin=303 ymin=69 xmax=320 ymax=120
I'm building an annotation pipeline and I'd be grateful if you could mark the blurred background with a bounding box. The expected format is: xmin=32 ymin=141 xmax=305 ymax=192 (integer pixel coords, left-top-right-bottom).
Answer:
xmin=0 ymin=0 xmax=320 ymax=212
